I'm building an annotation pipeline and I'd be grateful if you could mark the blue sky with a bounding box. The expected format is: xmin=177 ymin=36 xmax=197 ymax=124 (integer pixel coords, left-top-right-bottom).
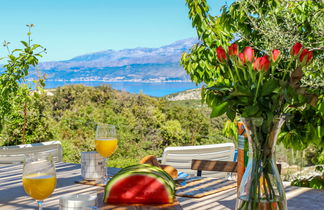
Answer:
xmin=0 ymin=0 xmax=234 ymax=61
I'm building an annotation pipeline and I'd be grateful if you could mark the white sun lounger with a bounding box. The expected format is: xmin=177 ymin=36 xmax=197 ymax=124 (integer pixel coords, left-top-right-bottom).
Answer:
xmin=0 ymin=141 xmax=63 ymax=163
xmin=161 ymin=143 xmax=235 ymax=178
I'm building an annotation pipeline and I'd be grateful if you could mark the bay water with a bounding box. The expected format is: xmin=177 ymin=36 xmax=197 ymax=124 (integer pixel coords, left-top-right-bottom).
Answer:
xmin=44 ymin=81 xmax=201 ymax=97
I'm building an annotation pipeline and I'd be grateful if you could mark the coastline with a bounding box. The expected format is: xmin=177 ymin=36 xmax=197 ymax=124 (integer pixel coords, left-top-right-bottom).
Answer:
xmin=41 ymin=81 xmax=202 ymax=97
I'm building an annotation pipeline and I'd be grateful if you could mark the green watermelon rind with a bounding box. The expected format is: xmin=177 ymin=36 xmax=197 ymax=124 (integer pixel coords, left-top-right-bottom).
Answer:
xmin=117 ymin=164 xmax=174 ymax=184
xmin=117 ymin=164 xmax=171 ymax=178
xmin=116 ymin=165 xmax=175 ymax=191
xmin=107 ymin=164 xmax=173 ymax=190
xmin=104 ymin=172 xmax=175 ymax=204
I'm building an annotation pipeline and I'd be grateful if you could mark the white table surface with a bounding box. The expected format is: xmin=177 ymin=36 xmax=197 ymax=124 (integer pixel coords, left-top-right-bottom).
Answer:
xmin=1 ymin=162 xmax=324 ymax=210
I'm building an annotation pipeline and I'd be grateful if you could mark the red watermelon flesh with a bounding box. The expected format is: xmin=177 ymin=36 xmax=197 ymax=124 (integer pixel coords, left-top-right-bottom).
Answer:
xmin=105 ymin=174 xmax=173 ymax=204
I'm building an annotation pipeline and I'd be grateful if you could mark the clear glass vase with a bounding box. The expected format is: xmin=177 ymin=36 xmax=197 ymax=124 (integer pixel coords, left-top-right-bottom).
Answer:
xmin=236 ymin=117 xmax=287 ymax=210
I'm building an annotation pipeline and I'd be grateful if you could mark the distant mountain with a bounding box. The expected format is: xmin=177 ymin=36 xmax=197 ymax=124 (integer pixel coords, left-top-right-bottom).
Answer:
xmin=29 ymin=38 xmax=198 ymax=82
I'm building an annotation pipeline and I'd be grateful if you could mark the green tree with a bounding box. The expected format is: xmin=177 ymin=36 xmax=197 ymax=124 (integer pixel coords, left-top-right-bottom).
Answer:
xmin=161 ymin=120 xmax=186 ymax=145
xmin=0 ymin=25 xmax=46 ymax=144
xmin=35 ymin=85 xmax=230 ymax=167
xmin=1 ymin=88 xmax=54 ymax=146
xmin=181 ymin=0 xmax=324 ymax=150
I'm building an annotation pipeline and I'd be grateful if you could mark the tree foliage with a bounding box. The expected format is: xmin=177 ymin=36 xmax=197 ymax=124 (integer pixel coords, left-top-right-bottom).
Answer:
xmin=181 ymin=0 xmax=324 ymax=150
xmin=0 ymin=25 xmax=45 ymax=134
xmin=0 ymin=85 xmax=230 ymax=167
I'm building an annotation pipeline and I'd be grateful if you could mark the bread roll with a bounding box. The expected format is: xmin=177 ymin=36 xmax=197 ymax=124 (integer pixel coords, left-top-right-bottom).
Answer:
xmin=140 ymin=156 xmax=178 ymax=179
xmin=139 ymin=155 xmax=161 ymax=167
xmin=160 ymin=164 xmax=178 ymax=179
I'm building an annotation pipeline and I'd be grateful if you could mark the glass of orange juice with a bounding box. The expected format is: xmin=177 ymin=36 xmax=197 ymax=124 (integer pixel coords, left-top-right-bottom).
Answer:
xmin=22 ymin=153 xmax=56 ymax=210
xmin=95 ymin=124 xmax=118 ymax=183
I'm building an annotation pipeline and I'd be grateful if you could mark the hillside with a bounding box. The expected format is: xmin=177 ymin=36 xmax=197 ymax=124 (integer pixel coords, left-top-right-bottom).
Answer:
xmin=165 ymin=88 xmax=202 ymax=101
xmin=0 ymin=85 xmax=229 ymax=167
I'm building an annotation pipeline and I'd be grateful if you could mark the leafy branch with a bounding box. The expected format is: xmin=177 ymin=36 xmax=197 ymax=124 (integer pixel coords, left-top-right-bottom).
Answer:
xmin=0 ymin=25 xmax=45 ymax=137
xmin=181 ymin=0 xmax=324 ymax=150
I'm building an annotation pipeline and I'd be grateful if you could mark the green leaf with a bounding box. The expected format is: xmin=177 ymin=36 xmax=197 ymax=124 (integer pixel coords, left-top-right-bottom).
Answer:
xmin=207 ymin=85 xmax=232 ymax=92
xmin=31 ymin=44 xmax=41 ymax=51
xmin=209 ymin=95 xmax=222 ymax=106
xmin=242 ymin=104 xmax=259 ymax=117
xmin=21 ymin=41 xmax=28 ymax=47
xmin=238 ymin=96 xmax=249 ymax=105
xmin=226 ymin=108 xmax=236 ymax=121
xmin=12 ymin=49 xmax=22 ymax=53
xmin=211 ymin=101 xmax=229 ymax=118
xmin=318 ymin=100 xmax=324 ymax=114
xmin=261 ymin=79 xmax=279 ymax=96
xmin=230 ymin=86 xmax=251 ymax=97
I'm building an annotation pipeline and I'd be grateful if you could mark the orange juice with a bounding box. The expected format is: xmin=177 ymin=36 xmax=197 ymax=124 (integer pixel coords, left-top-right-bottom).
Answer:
xmin=23 ymin=173 xmax=56 ymax=200
xmin=95 ymin=138 xmax=118 ymax=157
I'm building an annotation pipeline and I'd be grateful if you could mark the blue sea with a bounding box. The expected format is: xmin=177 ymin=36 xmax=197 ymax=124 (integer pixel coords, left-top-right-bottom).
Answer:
xmin=44 ymin=81 xmax=202 ymax=97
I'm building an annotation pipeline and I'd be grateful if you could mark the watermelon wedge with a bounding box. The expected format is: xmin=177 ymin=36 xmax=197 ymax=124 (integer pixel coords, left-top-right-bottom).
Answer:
xmin=116 ymin=164 xmax=175 ymax=189
xmin=104 ymin=164 xmax=175 ymax=204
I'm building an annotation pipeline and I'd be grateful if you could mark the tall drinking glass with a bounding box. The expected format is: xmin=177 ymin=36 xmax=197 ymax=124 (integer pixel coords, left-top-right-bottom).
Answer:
xmin=95 ymin=124 xmax=118 ymax=183
xmin=22 ymin=153 xmax=56 ymax=210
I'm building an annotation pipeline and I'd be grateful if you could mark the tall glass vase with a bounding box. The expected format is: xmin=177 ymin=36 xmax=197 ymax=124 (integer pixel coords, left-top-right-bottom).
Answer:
xmin=236 ymin=117 xmax=287 ymax=210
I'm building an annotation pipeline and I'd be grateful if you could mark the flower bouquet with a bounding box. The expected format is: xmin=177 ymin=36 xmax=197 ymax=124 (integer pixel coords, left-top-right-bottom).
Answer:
xmin=202 ymin=42 xmax=314 ymax=210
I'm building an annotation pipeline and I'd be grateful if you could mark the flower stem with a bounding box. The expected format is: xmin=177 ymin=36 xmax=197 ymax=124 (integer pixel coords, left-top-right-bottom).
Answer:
xmin=228 ymin=68 xmax=236 ymax=85
xmin=242 ymin=68 xmax=248 ymax=82
xmin=282 ymin=59 xmax=294 ymax=80
xmin=253 ymin=72 xmax=263 ymax=104
xmin=234 ymin=65 xmax=243 ymax=84
xmin=248 ymin=64 xmax=255 ymax=84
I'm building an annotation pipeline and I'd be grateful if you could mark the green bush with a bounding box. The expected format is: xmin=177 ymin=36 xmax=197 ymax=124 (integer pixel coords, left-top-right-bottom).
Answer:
xmin=305 ymin=146 xmax=324 ymax=165
xmin=1 ymin=85 xmax=230 ymax=167
xmin=291 ymin=175 xmax=324 ymax=190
